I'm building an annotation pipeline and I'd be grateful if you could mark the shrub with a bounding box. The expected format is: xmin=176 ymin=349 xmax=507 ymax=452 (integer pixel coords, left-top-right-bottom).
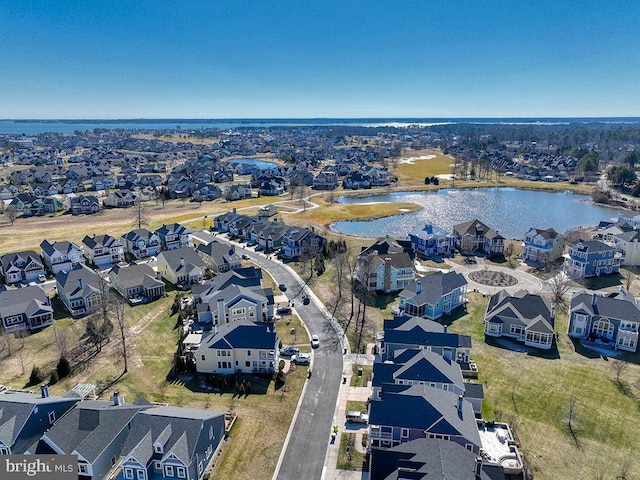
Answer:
xmin=49 ymin=371 xmax=59 ymax=385
xmin=57 ymin=356 xmax=71 ymax=378
xmin=29 ymin=366 xmax=45 ymax=385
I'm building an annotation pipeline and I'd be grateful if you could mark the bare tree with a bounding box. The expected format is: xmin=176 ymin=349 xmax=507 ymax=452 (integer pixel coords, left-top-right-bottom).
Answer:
xmin=114 ymin=299 xmax=129 ymax=374
xmin=620 ymin=268 xmax=635 ymax=291
xmin=132 ymin=200 xmax=148 ymax=229
xmin=548 ymin=270 xmax=572 ymax=310
xmin=566 ymin=393 xmax=580 ymax=449
xmin=4 ymin=209 xmax=17 ymax=225
xmin=0 ymin=331 xmax=13 ymax=357
xmin=611 ymin=359 xmax=628 ymax=384
xmin=53 ymin=323 xmax=69 ymax=358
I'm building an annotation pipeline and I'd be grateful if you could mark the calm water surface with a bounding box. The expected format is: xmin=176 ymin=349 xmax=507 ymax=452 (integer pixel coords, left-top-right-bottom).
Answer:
xmin=331 ymin=188 xmax=623 ymax=239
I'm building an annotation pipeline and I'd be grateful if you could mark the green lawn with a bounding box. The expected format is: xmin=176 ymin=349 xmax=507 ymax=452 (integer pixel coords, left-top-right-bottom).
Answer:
xmin=450 ymin=293 xmax=640 ymax=480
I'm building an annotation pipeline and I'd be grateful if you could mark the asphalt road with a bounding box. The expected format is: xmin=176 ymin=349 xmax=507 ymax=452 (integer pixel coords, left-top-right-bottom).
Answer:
xmin=213 ymin=237 xmax=344 ymax=480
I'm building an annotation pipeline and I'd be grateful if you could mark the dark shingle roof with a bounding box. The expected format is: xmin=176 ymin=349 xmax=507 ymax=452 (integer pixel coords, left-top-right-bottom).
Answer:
xmin=198 ymin=321 xmax=277 ymax=351
xmin=400 ymin=272 xmax=467 ymax=306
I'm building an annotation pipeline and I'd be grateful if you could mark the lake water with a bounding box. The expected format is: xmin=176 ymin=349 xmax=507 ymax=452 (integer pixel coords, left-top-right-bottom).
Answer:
xmin=331 ymin=188 xmax=623 ymax=240
xmin=227 ymin=158 xmax=279 ymax=170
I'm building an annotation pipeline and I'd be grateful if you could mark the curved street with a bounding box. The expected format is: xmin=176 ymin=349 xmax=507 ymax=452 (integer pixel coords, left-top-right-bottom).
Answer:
xmin=212 ymin=235 xmax=344 ymax=480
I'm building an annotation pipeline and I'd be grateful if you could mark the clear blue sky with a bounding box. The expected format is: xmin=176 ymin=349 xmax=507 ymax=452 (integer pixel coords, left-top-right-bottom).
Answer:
xmin=1 ymin=1 xmax=639 ymax=119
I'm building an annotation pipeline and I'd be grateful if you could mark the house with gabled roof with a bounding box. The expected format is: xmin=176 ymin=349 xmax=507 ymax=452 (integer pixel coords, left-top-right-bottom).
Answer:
xmin=70 ymin=195 xmax=101 ymax=215
xmin=40 ymin=239 xmax=85 ymax=275
xmin=38 ymin=397 xmax=144 ymax=480
xmin=0 ymin=284 xmax=54 ymax=332
xmin=225 ymin=184 xmax=252 ymax=201
xmin=213 ymin=209 xmax=242 ymax=233
xmin=191 ymin=267 xmax=263 ymax=305
xmin=0 ymin=387 xmax=81 ymax=455
xmin=409 ymin=223 xmax=456 ymax=258
xmin=82 ymin=234 xmax=125 ymax=268
xmin=1 ymin=250 xmax=45 ymax=284
xmin=117 ymin=405 xmax=226 ymax=480
xmin=568 ymin=288 xmax=640 ymax=352
xmin=452 ymin=219 xmax=504 ymax=257
xmin=196 ymin=282 xmax=274 ymax=326
xmin=155 ymin=223 xmax=192 ymax=251
xmin=483 ymin=290 xmax=556 ymax=350
xmin=110 ymin=263 xmax=165 ymax=304
xmin=398 ymin=271 xmax=467 ymax=321
xmin=195 ymin=320 xmax=279 ymax=375
xmin=280 ymin=227 xmax=325 ymax=259
xmin=563 ymin=239 xmax=622 ymax=278
xmin=521 ymin=227 xmax=564 ymax=266
xmin=156 ymin=248 xmax=205 ymax=286
xmin=196 ymin=240 xmax=242 ymax=274
xmin=121 ymin=229 xmax=161 ymax=260
xmin=312 ymin=170 xmax=339 ymax=190
xmin=357 ymin=238 xmax=415 ymax=293
xmin=55 ymin=264 xmax=103 ymax=317
xmin=104 ymin=190 xmax=139 ymax=208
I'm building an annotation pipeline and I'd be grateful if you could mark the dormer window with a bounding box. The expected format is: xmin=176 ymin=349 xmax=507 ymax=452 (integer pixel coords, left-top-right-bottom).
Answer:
xmin=154 ymin=444 xmax=163 ymax=454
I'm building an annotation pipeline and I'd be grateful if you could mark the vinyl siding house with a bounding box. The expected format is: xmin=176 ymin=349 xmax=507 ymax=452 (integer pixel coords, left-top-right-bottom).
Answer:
xmin=563 ymin=239 xmax=622 ymax=279
xmin=56 ymin=264 xmax=103 ymax=318
xmin=520 ymin=227 xmax=564 ymax=266
xmin=38 ymin=397 xmax=143 ymax=480
xmin=591 ymin=221 xmax=640 ymax=266
xmin=117 ymin=406 xmax=226 ymax=480
xmin=82 ymin=234 xmax=125 ymax=268
xmin=70 ymin=195 xmax=101 ymax=215
xmin=195 ymin=320 xmax=279 ymax=375
xmin=398 ymin=272 xmax=467 ymax=320
xmin=0 ymin=388 xmax=80 ymax=455
xmin=40 ymin=239 xmax=85 ymax=275
xmin=452 ymin=219 xmax=504 ymax=257
xmin=110 ymin=263 xmax=166 ymax=304
xmin=280 ymin=227 xmax=325 ymax=259
xmin=121 ymin=229 xmax=161 ymax=260
xmin=377 ymin=315 xmax=472 ymax=365
xmin=409 ymin=224 xmax=456 ymax=258
xmin=196 ymin=283 xmax=274 ymax=326
xmin=567 ymin=288 xmax=640 ymax=352
xmin=213 ymin=209 xmax=242 ymax=233
xmin=1 ymin=250 xmax=45 ymax=284
xmin=0 ymin=285 xmax=54 ymax=332
xmin=155 ymin=223 xmax=192 ymax=251
xmin=196 ymin=241 xmax=242 ymax=274
xmin=483 ymin=290 xmax=556 ymax=350
xmin=156 ymin=248 xmax=205 ymax=286
xmin=357 ymin=239 xmax=415 ymax=293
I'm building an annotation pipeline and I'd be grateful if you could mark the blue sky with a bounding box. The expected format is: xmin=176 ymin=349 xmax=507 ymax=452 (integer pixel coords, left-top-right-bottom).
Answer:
xmin=1 ymin=1 xmax=639 ymax=119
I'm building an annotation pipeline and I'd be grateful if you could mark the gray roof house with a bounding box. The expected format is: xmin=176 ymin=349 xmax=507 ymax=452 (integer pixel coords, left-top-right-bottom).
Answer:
xmin=370 ymin=438 xmax=505 ymax=480
xmin=121 ymin=229 xmax=161 ymax=260
xmin=357 ymin=238 xmax=415 ymax=293
xmin=398 ymin=271 xmax=467 ymax=320
xmin=0 ymin=387 xmax=80 ymax=455
xmin=55 ymin=264 xmax=103 ymax=317
xmin=196 ymin=283 xmax=274 ymax=326
xmin=156 ymin=248 xmax=205 ymax=287
xmin=0 ymin=284 xmax=54 ymax=332
xmin=196 ymin=240 xmax=242 ymax=274
xmin=110 ymin=263 xmax=166 ymax=304
xmin=40 ymin=239 xmax=85 ymax=275
xmin=195 ymin=320 xmax=279 ymax=375
xmin=1 ymin=250 xmax=45 ymax=285
xmin=568 ymin=288 xmax=640 ymax=353
xmin=452 ymin=219 xmax=504 ymax=258
xmin=82 ymin=234 xmax=125 ymax=269
xmin=155 ymin=223 xmax=192 ymax=251
xmin=484 ymin=289 xmax=556 ymax=350
xmin=117 ymin=405 xmax=226 ymax=480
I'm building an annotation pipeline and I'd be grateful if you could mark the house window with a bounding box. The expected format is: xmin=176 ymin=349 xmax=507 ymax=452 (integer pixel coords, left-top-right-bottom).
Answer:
xmin=176 ymin=466 xmax=186 ymax=478
xmin=247 ymin=350 xmax=251 ymax=356
xmin=78 ymin=463 xmax=88 ymax=474
xmin=154 ymin=461 xmax=161 ymax=470
xmin=401 ymin=428 xmax=409 ymax=438
xmin=466 ymin=443 xmax=474 ymax=451
xmin=155 ymin=444 xmax=163 ymax=454
xmin=245 ymin=361 xmax=250 ymax=367
xmin=0 ymin=446 xmax=10 ymax=455
xmin=124 ymin=468 xmax=134 ymax=480
xmin=164 ymin=465 xmax=174 ymax=477
xmin=48 ymin=411 xmax=56 ymax=424
xmin=136 ymin=469 xmax=146 ymax=480
xmin=209 ymin=426 xmax=214 ymax=440
xmin=510 ymin=325 xmax=525 ymax=336
xmin=198 ymin=461 xmax=203 ymax=474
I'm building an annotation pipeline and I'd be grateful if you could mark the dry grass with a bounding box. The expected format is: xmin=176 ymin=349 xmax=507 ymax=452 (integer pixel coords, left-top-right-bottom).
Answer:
xmin=132 ymin=134 xmax=221 ymax=145
xmin=394 ymin=149 xmax=455 ymax=185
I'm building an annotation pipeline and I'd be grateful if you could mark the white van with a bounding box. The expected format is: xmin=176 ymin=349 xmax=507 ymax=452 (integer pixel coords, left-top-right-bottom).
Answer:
xmin=346 ymin=410 xmax=369 ymax=424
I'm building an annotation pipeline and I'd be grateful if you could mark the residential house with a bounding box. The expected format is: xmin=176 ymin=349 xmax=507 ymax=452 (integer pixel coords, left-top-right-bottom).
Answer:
xmin=104 ymin=190 xmax=139 ymax=208
xmin=377 ymin=315 xmax=472 ymax=365
xmin=117 ymin=405 xmax=226 ymax=480
xmin=257 ymin=204 xmax=278 ymax=218
xmin=567 ymin=288 xmax=640 ymax=352
xmin=368 ymin=384 xmax=481 ymax=454
xmin=563 ymin=239 xmax=622 ymax=279
xmin=409 ymin=223 xmax=456 ymax=258
xmin=0 ymin=388 xmax=80 ymax=455
xmin=357 ymin=238 xmax=415 ymax=293
xmin=191 ymin=267 xmax=263 ymax=305
xmin=312 ymin=170 xmax=339 ymax=190
xmin=38 ymin=397 xmax=144 ymax=480
xmin=280 ymin=227 xmax=325 ymax=259
xmin=156 ymin=247 xmax=205 ymax=286
xmin=82 ymin=234 xmax=125 ymax=268
xmin=121 ymin=229 xmax=161 ymax=260
xmin=1 ymin=250 xmax=45 ymax=284
xmin=521 ymin=227 xmax=564 ymax=266
xmin=55 ymin=264 xmax=102 ymax=317
xmin=452 ymin=219 xmax=504 ymax=257
xmin=196 ymin=283 xmax=274 ymax=326
xmin=225 ymin=184 xmax=252 ymax=201
xmin=62 ymin=179 xmax=86 ymax=194
xmin=0 ymin=284 xmax=54 ymax=332
xmin=196 ymin=240 xmax=242 ymax=274
xmin=70 ymin=195 xmax=101 ymax=215
xmin=155 ymin=223 xmax=192 ymax=250
xmin=191 ymin=184 xmax=222 ymax=202
xmin=227 ymin=215 xmax=258 ymax=241
xmin=257 ymin=179 xmax=286 ymax=196
xmin=40 ymin=239 xmax=85 ymax=275
xmin=213 ymin=209 xmax=242 ymax=233
xmin=370 ymin=438 xmax=505 ymax=480
xmin=591 ymin=221 xmax=640 ymax=266
xmin=483 ymin=290 xmax=556 ymax=349
xmin=195 ymin=320 xmax=279 ymax=375
xmin=110 ymin=263 xmax=166 ymax=304
xmin=398 ymin=272 xmax=468 ymax=320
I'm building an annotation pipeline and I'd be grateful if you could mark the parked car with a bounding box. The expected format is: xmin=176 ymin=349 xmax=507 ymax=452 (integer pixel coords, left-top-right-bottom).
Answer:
xmin=38 ymin=274 xmax=47 ymax=282
xmin=346 ymin=410 xmax=369 ymax=424
xmin=311 ymin=334 xmax=320 ymax=348
xmin=278 ymin=283 xmax=287 ymax=292
xmin=241 ymin=253 xmax=250 ymax=260
xmin=277 ymin=306 xmax=292 ymax=315
xmin=302 ymin=294 xmax=310 ymax=305
xmin=291 ymin=353 xmax=311 ymax=365
xmin=279 ymin=346 xmax=300 ymax=357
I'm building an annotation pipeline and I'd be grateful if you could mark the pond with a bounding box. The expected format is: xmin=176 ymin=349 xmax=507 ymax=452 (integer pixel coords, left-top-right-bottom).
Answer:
xmin=330 ymin=188 xmax=623 ymax=239
xmin=227 ymin=158 xmax=279 ymax=170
